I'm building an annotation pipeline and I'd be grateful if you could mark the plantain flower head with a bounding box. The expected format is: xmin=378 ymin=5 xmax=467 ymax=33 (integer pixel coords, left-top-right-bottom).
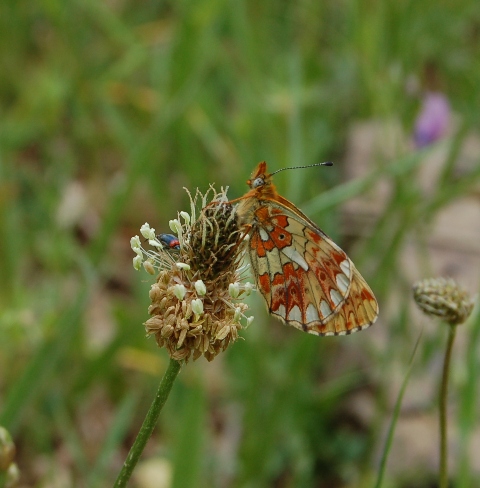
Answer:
xmin=412 ymin=277 xmax=474 ymax=326
xmin=131 ymin=187 xmax=254 ymax=362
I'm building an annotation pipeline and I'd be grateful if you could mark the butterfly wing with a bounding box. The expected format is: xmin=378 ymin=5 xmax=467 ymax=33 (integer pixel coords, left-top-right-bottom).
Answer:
xmin=247 ymin=201 xmax=378 ymax=335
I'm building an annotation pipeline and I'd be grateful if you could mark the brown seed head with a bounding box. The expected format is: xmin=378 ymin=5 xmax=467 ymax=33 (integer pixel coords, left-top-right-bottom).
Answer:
xmin=412 ymin=277 xmax=474 ymax=326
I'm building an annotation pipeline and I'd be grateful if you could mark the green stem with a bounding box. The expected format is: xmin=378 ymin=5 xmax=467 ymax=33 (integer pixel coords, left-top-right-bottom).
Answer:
xmin=439 ymin=324 xmax=457 ymax=488
xmin=113 ymin=358 xmax=182 ymax=488
xmin=374 ymin=330 xmax=423 ymax=488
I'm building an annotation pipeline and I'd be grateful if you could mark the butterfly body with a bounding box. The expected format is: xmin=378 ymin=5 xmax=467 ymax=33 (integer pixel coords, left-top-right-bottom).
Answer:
xmin=236 ymin=161 xmax=378 ymax=336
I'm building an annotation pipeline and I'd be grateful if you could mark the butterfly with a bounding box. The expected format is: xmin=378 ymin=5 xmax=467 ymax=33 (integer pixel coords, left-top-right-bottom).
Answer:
xmin=235 ymin=161 xmax=378 ymax=336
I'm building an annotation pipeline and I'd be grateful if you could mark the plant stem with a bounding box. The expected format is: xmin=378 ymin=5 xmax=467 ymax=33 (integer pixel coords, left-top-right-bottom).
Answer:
xmin=113 ymin=358 xmax=181 ymax=488
xmin=439 ymin=324 xmax=457 ymax=488
xmin=374 ymin=330 xmax=423 ymax=488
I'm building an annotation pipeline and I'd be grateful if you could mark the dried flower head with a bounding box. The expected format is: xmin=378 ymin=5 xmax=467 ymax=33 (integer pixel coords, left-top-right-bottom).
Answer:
xmin=131 ymin=187 xmax=254 ymax=362
xmin=412 ymin=278 xmax=474 ymax=326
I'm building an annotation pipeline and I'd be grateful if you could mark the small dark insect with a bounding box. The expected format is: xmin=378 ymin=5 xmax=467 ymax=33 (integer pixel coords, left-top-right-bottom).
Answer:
xmin=157 ymin=233 xmax=180 ymax=250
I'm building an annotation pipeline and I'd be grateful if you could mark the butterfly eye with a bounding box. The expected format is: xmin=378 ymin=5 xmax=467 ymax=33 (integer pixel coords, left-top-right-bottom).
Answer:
xmin=252 ymin=177 xmax=264 ymax=189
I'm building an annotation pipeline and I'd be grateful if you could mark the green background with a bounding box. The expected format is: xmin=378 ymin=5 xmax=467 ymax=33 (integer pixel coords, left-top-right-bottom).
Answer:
xmin=1 ymin=1 xmax=480 ymax=486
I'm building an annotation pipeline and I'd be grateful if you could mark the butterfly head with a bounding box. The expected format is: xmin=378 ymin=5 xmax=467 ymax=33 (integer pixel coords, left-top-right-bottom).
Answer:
xmin=245 ymin=161 xmax=277 ymax=200
xmin=247 ymin=161 xmax=333 ymax=193
xmin=246 ymin=160 xmax=333 ymax=198
xmin=247 ymin=161 xmax=270 ymax=189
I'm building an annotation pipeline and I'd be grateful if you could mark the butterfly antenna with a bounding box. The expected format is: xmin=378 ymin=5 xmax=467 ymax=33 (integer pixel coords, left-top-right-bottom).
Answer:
xmin=270 ymin=161 xmax=333 ymax=176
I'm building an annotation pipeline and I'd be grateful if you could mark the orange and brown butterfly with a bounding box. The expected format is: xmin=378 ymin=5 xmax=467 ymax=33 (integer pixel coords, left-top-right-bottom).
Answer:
xmin=235 ymin=161 xmax=378 ymax=336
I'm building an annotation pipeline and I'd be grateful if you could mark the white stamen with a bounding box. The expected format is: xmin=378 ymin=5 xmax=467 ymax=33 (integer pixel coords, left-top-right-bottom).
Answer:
xmin=169 ymin=219 xmax=181 ymax=234
xmin=180 ymin=211 xmax=191 ymax=225
xmin=140 ymin=223 xmax=156 ymax=240
xmin=133 ymin=255 xmax=143 ymax=270
xmin=229 ymin=282 xmax=240 ymax=298
xmin=194 ymin=280 xmax=207 ymax=296
xmin=244 ymin=282 xmax=254 ymax=296
xmin=173 ymin=284 xmax=187 ymax=300
xmin=192 ymin=298 xmax=204 ymax=316
xmin=234 ymin=307 xmax=242 ymax=322
xmin=130 ymin=235 xmax=141 ymax=250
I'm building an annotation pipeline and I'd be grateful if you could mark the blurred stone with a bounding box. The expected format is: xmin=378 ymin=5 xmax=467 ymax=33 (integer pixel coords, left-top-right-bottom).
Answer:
xmin=343 ymin=118 xmax=406 ymax=236
xmin=133 ymin=458 xmax=172 ymax=488
xmin=381 ymin=413 xmax=438 ymax=477
xmin=32 ymin=455 xmax=73 ymax=488
xmin=378 ymin=412 xmax=480 ymax=479
xmin=84 ymin=289 xmax=116 ymax=353
xmin=56 ymin=181 xmax=88 ymax=229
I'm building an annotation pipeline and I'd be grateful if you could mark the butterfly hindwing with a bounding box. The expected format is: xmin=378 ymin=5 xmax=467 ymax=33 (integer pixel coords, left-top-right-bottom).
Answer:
xmin=248 ymin=200 xmax=378 ymax=335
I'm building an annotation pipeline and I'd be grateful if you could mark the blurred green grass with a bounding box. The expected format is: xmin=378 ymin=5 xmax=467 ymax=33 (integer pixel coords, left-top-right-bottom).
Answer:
xmin=1 ymin=1 xmax=480 ymax=487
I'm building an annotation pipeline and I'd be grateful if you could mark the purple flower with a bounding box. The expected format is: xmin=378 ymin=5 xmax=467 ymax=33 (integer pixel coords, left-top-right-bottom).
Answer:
xmin=414 ymin=92 xmax=451 ymax=148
